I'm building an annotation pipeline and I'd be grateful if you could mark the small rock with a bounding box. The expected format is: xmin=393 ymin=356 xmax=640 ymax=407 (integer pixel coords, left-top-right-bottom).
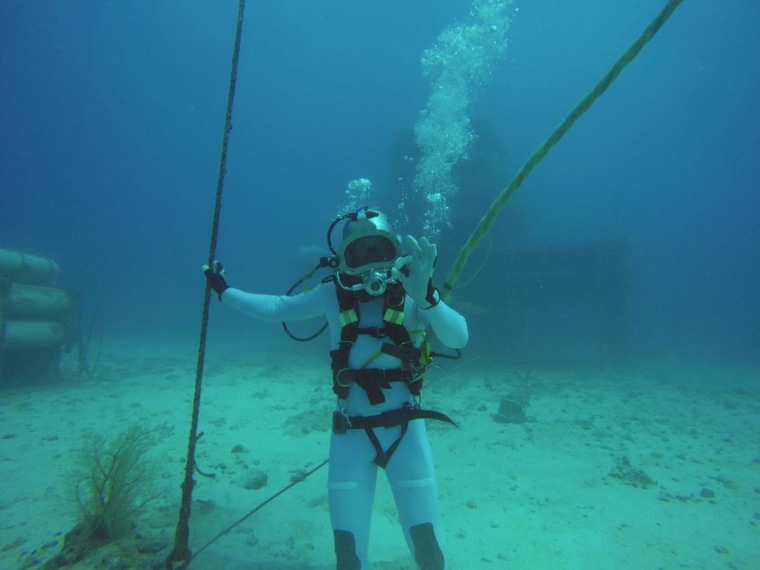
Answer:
xmin=493 ymin=399 xmax=526 ymax=424
xmin=609 ymin=456 xmax=656 ymax=489
xmin=194 ymin=499 xmax=216 ymax=514
xmin=714 ymin=545 xmax=728 ymax=554
xmin=242 ymin=470 xmax=268 ymax=490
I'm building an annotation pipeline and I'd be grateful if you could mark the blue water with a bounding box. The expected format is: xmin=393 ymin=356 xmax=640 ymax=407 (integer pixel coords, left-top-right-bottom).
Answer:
xmin=1 ymin=0 xmax=758 ymax=367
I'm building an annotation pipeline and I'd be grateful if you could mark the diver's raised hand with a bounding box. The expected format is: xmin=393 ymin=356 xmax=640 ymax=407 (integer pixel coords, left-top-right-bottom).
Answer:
xmin=391 ymin=236 xmax=440 ymax=309
xmin=202 ymin=260 xmax=229 ymax=300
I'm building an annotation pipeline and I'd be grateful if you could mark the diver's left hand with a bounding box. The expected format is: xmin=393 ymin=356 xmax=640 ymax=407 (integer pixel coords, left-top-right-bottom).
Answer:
xmin=392 ymin=235 xmax=440 ymax=308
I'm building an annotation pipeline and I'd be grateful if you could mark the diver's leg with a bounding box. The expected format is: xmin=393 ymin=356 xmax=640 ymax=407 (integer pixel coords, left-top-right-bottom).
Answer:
xmin=386 ymin=420 xmax=445 ymax=570
xmin=408 ymin=523 xmax=445 ymax=570
xmin=329 ymin=429 xmax=378 ymax=568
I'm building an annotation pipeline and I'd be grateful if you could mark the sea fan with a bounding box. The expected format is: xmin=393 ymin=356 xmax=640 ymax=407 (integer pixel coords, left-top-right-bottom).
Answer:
xmin=73 ymin=422 xmax=170 ymax=540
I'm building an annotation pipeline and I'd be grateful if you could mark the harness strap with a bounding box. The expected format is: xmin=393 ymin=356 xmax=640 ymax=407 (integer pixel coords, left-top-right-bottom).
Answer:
xmin=336 ymin=368 xmax=411 ymax=405
xmin=365 ymin=424 xmax=408 ymax=469
xmin=345 ymin=407 xmax=457 ymax=430
xmin=343 ymin=407 xmax=457 ymax=468
xmin=331 ymin=280 xmax=420 ymax=401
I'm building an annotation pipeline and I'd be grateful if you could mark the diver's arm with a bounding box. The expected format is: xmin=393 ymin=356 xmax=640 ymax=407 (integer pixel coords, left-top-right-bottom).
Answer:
xmin=203 ymin=260 xmax=324 ymax=321
xmin=416 ymin=301 xmax=469 ymax=349
xmin=221 ymin=286 xmax=324 ymax=322
xmin=390 ymin=235 xmax=468 ymax=348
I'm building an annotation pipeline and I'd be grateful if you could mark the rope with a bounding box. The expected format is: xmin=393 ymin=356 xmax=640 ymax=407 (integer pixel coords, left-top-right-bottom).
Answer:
xmin=165 ymin=1 xmax=247 ymax=568
xmin=443 ymin=0 xmax=685 ymax=297
xmin=191 ymin=459 xmax=329 ymax=560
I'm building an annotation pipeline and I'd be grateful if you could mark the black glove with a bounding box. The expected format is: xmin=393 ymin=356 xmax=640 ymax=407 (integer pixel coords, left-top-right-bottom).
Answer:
xmin=203 ymin=260 xmax=229 ymax=301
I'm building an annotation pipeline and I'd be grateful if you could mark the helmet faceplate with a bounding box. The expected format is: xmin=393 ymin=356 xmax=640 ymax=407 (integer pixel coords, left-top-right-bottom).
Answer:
xmin=337 ymin=209 xmax=402 ymax=276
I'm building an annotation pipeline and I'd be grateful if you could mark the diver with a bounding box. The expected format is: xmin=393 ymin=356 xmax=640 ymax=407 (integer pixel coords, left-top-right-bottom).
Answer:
xmin=203 ymin=206 xmax=468 ymax=569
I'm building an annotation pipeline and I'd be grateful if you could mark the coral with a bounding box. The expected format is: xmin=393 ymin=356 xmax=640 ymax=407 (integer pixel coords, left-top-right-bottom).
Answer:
xmin=73 ymin=422 xmax=171 ymax=541
xmin=40 ymin=423 xmax=171 ymax=569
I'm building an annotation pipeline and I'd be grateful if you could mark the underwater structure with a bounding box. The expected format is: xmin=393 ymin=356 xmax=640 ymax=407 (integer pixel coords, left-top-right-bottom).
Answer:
xmin=492 ymin=239 xmax=633 ymax=366
xmin=0 ymin=248 xmax=82 ymax=385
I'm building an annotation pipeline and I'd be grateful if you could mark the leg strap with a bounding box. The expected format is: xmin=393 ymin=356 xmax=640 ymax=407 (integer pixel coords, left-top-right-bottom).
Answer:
xmin=364 ymin=422 xmax=409 ymax=468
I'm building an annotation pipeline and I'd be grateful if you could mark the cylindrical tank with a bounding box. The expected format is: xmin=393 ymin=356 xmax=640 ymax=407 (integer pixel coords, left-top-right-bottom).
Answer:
xmin=0 ymin=249 xmax=81 ymax=384
xmin=1 ymin=320 xmax=68 ymax=350
xmin=0 ymin=248 xmax=59 ymax=286
xmin=4 ymin=282 xmax=73 ymax=317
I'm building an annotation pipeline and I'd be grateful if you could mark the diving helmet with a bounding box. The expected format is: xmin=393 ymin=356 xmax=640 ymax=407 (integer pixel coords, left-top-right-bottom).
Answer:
xmin=333 ymin=207 xmax=402 ymax=296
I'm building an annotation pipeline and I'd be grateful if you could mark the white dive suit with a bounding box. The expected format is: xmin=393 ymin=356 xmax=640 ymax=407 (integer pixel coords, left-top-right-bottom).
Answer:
xmin=221 ymin=279 xmax=468 ymax=569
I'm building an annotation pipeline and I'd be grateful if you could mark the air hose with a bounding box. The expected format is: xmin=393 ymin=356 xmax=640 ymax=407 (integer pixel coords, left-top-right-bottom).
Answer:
xmin=443 ymin=0 xmax=686 ymax=297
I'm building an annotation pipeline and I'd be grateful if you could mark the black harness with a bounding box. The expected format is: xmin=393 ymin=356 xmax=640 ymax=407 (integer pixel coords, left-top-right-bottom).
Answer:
xmin=330 ymin=280 xmax=420 ymax=402
xmin=328 ymin=279 xmax=455 ymax=467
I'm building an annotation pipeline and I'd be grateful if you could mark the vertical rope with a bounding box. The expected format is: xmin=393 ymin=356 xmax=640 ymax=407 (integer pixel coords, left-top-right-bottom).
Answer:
xmin=443 ymin=0 xmax=685 ymax=297
xmin=165 ymin=1 xmax=247 ymax=568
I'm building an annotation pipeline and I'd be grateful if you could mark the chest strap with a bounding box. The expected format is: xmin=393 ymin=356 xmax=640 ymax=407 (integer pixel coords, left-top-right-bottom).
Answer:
xmin=334 ymin=368 xmax=413 ymax=406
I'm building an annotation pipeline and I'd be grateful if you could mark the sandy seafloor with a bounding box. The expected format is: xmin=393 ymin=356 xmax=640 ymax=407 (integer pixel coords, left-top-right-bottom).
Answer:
xmin=1 ymin=340 xmax=758 ymax=570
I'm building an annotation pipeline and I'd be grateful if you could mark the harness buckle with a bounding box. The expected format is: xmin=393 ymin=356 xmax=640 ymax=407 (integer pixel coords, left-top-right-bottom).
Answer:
xmin=332 ymin=406 xmax=352 ymax=434
xmin=357 ymin=326 xmax=386 ymax=338
xmin=336 ymin=368 xmax=354 ymax=387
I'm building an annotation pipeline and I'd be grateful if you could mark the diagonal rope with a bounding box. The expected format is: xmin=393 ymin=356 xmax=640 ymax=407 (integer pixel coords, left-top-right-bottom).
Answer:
xmin=165 ymin=1 xmax=247 ymax=568
xmin=191 ymin=459 xmax=329 ymax=560
xmin=443 ymin=0 xmax=686 ymax=297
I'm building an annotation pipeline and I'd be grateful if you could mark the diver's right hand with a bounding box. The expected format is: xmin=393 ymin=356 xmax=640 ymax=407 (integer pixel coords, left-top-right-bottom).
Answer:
xmin=202 ymin=260 xmax=229 ymax=301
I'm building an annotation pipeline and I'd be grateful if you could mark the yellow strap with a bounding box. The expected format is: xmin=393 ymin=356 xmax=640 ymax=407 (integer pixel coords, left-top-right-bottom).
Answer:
xmin=383 ymin=307 xmax=404 ymax=325
xmin=420 ymin=340 xmax=433 ymax=367
xmin=339 ymin=308 xmax=359 ymax=327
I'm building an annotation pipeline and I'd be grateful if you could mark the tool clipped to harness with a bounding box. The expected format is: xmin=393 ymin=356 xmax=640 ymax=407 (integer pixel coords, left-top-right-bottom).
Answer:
xmin=380 ymin=341 xmax=461 ymax=382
